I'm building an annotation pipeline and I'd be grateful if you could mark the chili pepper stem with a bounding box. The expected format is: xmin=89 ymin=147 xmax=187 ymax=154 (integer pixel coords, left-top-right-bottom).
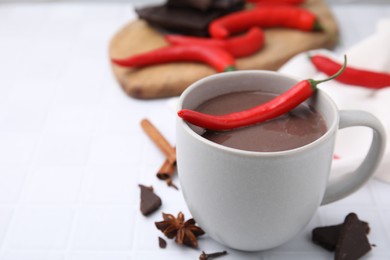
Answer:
xmin=224 ymin=66 xmax=236 ymax=72
xmin=308 ymin=54 xmax=347 ymax=90
xmin=313 ymin=20 xmax=323 ymax=31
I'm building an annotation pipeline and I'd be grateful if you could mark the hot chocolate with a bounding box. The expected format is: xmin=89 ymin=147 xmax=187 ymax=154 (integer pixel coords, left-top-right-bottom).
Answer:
xmin=195 ymin=91 xmax=327 ymax=152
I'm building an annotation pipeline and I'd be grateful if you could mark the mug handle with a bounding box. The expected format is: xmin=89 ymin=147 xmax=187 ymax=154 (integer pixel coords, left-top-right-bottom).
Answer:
xmin=321 ymin=110 xmax=386 ymax=205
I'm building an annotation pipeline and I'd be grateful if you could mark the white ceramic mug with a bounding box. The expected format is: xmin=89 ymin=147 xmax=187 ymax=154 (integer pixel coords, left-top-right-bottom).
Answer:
xmin=176 ymin=71 xmax=386 ymax=251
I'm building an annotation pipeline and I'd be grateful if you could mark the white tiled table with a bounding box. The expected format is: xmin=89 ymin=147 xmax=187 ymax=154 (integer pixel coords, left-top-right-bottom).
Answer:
xmin=0 ymin=2 xmax=389 ymax=260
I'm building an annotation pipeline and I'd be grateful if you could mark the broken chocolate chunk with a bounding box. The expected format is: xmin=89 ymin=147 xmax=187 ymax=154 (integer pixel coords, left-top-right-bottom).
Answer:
xmin=167 ymin=0 xmax=213 ymax=11
xmin=167 ymin=0 xmax=244 ymax=12
xmin=136 ymin=5 xmax=224 ymax=36
xmin=312 ymin=219 xmax=370 ymax=251
xmin=335 ymin=213 xmax=371 ymax=260
xmin=212 ymin=0 xmax=245 ymax=11
xmin=158 ymin=236 xmax=167 ymax=249
xmin=139 ymin=184 xmax=162 ymax=216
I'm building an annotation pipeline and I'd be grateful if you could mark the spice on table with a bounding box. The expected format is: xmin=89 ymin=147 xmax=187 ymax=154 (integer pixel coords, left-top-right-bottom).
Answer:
xmin=157 ymin=158 xmax=176 ymax=181
xmin=165 ymin=27 xmax=264 ymax=58
xmin=139 ymin=184 xmax=162 ymax=216
xmin=141 ymin=119 xmax=176 ymax=165
xmin=209 ymin=6 xmax=322 ymax=39
xmin=111 ymin=44 xmax=236 ymax=72
xmin=178 ymin=55 xmax=347 ymax=131
xmin=309 ymin=53 xmax=390 ymax=89
xmin=199 ymin=250 xmax=228 ymax=260
xmin=140 ymin=118 xmax=178 ymax=189
xmin=155 ymin=212 xmax=205 ymax=248
xmin=158 ymin=236 xmax=167 ymax=249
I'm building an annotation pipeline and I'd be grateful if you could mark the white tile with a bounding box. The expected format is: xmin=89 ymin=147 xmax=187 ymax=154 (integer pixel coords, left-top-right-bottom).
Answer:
xmin=83 ymin=165 xmax=139 ymax=204
xmin=0 ymin=101 xmax=48 ymax=132
xmin=262 ymin=252 xmax=330 ymax=260
xmin=380 ymin=210 xmax=390 ymax=251
xmin=6 ymin=207 xmax=74 ymax=249
xmin=0 ymin=252 xmax=64 ymax=260
xmin=135 ymin=251 xmax=200 ymax=260
xmin=6 ymin=79 xmax=58 ymax=105
xmin=18 ymin=39 xmax=73 ymax=80
xmin=0 ymin=80 xmax=13 ymax=105
xmin=0 ymin=166 xmax=28 ymax=203
xmin=53 ymin=75 xmax=104 ymax=106
xmin=276 ymin=214 xmax=322 ymax=253
xmin=34 ymin=134 xmax=91 ymax=166
xmin=71 ymin=206 xmax=135 ymax=250
xmin=87 ymin=135 xmax=142 ymax=165
xmin=45 ymin=105 xmax=98 ymax=135
xmin=21 ymin=166 xmax=85 ymax=204
xmin=325 ymin=183 xmax=375 ymax=207
xmin=66 ymin=252 xmax=131 ymax=260
xmin=0 ymin=133 xmax=39 ymax=165
xmin=370 ymin=180 xmax=390 ymax=206
xmin=0 ymin=207 xmax=14 ymax=245
xmin=95 ymin=107 xmax=145 ymax=135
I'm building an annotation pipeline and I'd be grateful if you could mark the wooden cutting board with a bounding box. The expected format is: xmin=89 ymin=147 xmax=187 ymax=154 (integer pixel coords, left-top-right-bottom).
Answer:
xmin=109 ymin=0 xmax=338 ymax=99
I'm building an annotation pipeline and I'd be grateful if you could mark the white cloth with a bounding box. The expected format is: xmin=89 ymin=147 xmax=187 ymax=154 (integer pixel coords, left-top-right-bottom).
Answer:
xmin=278 ymin=19 xmax=390 ymax=183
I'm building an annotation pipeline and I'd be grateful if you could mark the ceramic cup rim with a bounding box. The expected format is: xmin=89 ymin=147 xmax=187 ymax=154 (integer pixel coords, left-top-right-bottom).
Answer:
xmin=177 ymin=70 xmax=339 ymax=157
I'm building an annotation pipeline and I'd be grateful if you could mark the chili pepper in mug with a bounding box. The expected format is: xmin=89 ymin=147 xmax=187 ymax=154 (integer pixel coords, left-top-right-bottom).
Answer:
xmin=111 ymin=45 xmax=236 ymax=72
xmin=209 ymin=6 xmax=321 ymax=39
xmin=178 ymin=56 xmax=347 ymax=131
xmin=165 ymin=27 xmax=264 ymax=58
xmin=309 ymin=54 xmax=390 ymax=89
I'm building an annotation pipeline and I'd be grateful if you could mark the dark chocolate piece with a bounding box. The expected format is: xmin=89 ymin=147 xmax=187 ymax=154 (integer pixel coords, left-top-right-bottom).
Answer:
xmin=212 ymin=0 xmax=245 ymax=11
xmin=167 ymin=0 xmax=244 ymax=12
xmin=136 ymin=5 xmax=223 ymax=36
xmin=312 ymin=220 xmax=370 ymax=251
xmin=158 ymin=236 xmax=167 ymax=248
xmin=335 ymin=213 xmax=371 ymax=260
xmin=139 ymin=184 xmax=162 ymax=216
xmin=167 ymin=0 xmax=213 ymax=12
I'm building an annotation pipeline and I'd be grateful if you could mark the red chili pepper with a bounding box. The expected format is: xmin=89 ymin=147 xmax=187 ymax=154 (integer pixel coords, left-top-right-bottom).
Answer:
xmin=310 ymin=54 xmax=390 ymax=89
xmin=111 ymin=45 xmax=236 ymax=72
xmin=209 ymin=6 xmax=321 ymax=39
xmin=164 ymin=27 xmax=264 ymax=58
xmin=178 ymin=56 xmax=347 ymax=131
xmin=246 ymin=0 xmax=305 ymax=5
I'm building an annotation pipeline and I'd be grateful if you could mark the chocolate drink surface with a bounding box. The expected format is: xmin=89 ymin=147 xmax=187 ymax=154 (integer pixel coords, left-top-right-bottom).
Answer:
xmin=195 ymin=91 xmax=327 ymax=152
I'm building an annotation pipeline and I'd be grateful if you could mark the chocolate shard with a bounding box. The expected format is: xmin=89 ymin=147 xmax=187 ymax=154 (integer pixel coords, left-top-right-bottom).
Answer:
xmin=139 ymin=184 xmax=162 ymax=216
xmin=212 ymin=0 xmax=245 ymax=11
xmin=167 ymin=0 xmax=213 ymax=12
xmin=136 ymin=5 xmax=224 ymax=36
xmin=158 ymin=236 xmax=167 ymax=249
xmin=335 ymin=213 xmax=371 ymax=260
xmin=167 ymin=0 xmax=245 ymax=12
xmin=312 ymin=220 xmax=370 ymax=251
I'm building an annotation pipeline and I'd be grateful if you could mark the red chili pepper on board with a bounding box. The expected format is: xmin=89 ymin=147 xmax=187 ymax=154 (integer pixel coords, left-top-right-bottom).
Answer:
xmin=310 ymin=54 xmax=390 ymax=89
xmin=209 ymin=6 xmax=321 ymax=39
xmin=178 ymin=56 xmax=347 ymax=131
xmin=111 ymin=45 xmax=236 ymax=72
xmin=164 ymin=27 xmax=264 ymax=58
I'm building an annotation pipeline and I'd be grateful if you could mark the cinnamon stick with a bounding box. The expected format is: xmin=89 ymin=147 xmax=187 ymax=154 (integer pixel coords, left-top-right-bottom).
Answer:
xmin=141 ymin=119 xmax=176 ymax=164
xmin=157 ymin=158 xmax=176 ymax=180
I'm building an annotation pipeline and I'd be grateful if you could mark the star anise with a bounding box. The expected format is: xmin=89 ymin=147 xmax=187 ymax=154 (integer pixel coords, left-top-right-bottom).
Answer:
xmin=155 ymin=212 xmax=205 ymax=248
